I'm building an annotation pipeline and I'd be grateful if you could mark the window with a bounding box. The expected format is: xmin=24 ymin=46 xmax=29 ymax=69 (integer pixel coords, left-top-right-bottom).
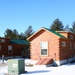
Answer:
xmin=74 ymin=44 xmax=75 ymax=49
xmin=0 ymin=45 xmax=1 ymax=50
xmin=62 ymin=42 xmax=66 ymax=47
xmin=70 ymin=35 xmax=73 ymax=39
xmin=40 ymin=42 xmax=48 ymax=56
xmin=22 ymin=46 xmax=29 ymax=52
xmin=8 ymin=50 xmax=12 ymax=54
xmin=8 ymin=45 xmax=12 ymax=50
xmin=0 ymin=39 xmax=5 ymax=42
xmin=41 ymin=49 xmax=47 ymax=55
xmin=70 ymin=43 xmax=72 ymax=49
xmin=8 ymin=45 xmax=12 ymax=54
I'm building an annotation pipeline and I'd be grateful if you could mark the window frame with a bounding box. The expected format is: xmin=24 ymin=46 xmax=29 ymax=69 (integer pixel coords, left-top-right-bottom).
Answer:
xmin=8 ymin=45 xmax=13 ymax=54
xmin=74 ymin=44 xmax=75 ymax=49
xmin=0 ymin=39 xmax=5 ymax=42
xmin=8 ymin=50 xmax=13 ymax=54
xmin=40 ymin=42 xmax=48 ymax=56
xmin=0 ymin=45 xmax=1 ymax=50
xmin=70 ymin=43 xmax=72 ymax=49
xmin=70 ymin=35 xmax=73 ymax=39
xmin=62 ymin=42 xmax=66 ymax=47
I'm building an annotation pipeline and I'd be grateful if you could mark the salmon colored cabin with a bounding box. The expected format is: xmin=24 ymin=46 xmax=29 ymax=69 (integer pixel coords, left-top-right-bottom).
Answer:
xmin=0 ymin=38 xmax=29 ymax=58
xmin=27 ymin=27 xmax=75 ymax=66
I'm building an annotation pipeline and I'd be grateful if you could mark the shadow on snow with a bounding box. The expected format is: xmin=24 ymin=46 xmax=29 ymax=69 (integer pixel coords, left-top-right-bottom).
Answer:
xmin=22 ymin=70 xmax=50 ymax=74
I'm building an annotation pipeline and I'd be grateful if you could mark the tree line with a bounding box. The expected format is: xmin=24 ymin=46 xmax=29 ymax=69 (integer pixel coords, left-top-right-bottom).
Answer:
xmin=1 ymin=18 xmax=75 ymax=39
xmin=4 ymin=25 xmax=35 ymax=40
xmin=50 ymin=18 xmax=75 ymax=33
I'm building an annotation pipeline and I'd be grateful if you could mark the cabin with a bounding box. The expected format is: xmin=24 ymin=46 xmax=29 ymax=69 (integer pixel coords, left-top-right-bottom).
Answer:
xmin=27 ymin=27 xmax=75 ymax=66
xmin=0 ymin=38 xmax=29 ymax=59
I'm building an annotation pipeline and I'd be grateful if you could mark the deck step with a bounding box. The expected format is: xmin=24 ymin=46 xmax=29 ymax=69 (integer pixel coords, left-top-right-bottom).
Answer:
xmin=36 ymin=58 xmax=46 ymax=65
xmin=41 ymin=58 xmax=53 ymax=65
xmin=36 ymin=58 xmax=53 ymax=65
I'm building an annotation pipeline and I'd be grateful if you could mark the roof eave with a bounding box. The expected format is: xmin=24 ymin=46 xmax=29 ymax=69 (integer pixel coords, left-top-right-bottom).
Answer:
xmin=27 ymin=27 xmax=66 ymax=41
xmin=27 ymin=28 xmax=45 ymax=41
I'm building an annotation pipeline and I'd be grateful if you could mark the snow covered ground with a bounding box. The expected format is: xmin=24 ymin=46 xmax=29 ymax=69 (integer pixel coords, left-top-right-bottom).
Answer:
xmin=0 ymin=59 xmax=75 ymax=75
xmin=25 ymin=62 xmax=75 ymax=75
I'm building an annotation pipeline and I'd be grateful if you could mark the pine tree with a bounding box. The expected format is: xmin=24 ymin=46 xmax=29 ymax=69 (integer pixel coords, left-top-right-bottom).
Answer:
xmin=69 ymin=21 xmax=75 ymax=33
xmin=4 ymin=29 xmax=19 ymax=39
xmin=72 ymin=21 xmax=75 ymax=33
xmin=64 ymin=24 xmax=69 ymax=31
xmin=50 ymin=18 xmax=64 ymax=31
xmin=24 ymin=25 xmax=35 ymax=39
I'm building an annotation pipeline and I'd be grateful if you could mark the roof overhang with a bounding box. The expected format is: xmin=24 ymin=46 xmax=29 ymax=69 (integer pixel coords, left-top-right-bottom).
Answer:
xmin=27 ymin=27 xmax=67 ymax=41
xmin=27 ymin=28 xmax=45 ymax=41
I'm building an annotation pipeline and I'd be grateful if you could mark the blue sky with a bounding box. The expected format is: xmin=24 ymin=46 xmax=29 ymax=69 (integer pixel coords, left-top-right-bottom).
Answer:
xmin=0 ymin=0 xmax=75 ymax=37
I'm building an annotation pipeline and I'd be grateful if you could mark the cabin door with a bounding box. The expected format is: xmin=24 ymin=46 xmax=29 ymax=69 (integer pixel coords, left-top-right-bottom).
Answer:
xmin=40 ymin=42 xmax=48 ymax=56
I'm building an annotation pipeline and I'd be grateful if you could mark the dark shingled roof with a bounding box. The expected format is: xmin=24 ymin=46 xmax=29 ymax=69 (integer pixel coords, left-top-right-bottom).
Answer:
xmin=10 ymin=39 xmax=29 ymax=45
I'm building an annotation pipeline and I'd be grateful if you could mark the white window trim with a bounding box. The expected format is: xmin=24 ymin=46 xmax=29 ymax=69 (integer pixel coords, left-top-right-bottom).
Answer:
xmin=8 ymin=45 xmax=12 ymax=50
xmin=8 ymin=50 xmax=13 ymax=54
xmin=8 ymin=45 xmax=13 ymax=54
xmin=40 ymin=41 xmax=48 ymax=56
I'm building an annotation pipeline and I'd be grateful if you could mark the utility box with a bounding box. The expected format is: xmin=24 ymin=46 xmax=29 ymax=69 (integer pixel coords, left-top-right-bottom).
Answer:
xmin=7 ymin=59 xmax=25 ymax=75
